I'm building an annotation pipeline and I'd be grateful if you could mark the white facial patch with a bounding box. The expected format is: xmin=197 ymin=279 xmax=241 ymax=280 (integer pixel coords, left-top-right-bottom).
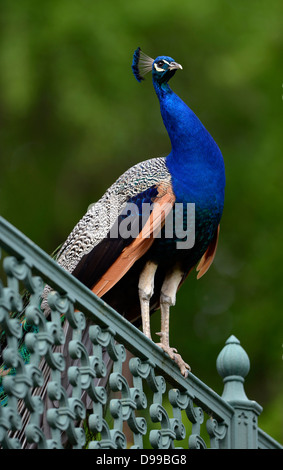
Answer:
xmin=154 ymin=64 xmax=164 ymax=72
xmin=154 ymin=60 xmax=170 ymax=72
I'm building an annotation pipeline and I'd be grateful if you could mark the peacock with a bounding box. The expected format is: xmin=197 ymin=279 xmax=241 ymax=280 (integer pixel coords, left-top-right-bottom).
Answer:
xmin=42 ymin=47 xmax=225 ymax=376
xmin=1 ymin=48 xmax=225 ymax=443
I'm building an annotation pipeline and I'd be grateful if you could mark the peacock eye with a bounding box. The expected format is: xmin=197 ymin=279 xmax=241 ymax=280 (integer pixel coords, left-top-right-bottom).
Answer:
xmin=157 ymin=60 xmax=164 ymax=68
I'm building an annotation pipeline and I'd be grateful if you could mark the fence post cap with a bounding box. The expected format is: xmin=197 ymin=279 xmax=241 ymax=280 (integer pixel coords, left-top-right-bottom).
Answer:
xmin=216 ymin=335 xmax=250 ymax=382
xmin=216 ymin=335 xmax=262 ymax=417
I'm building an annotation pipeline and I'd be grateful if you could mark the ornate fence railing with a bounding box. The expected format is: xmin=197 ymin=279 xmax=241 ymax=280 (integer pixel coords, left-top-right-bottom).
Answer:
xmin=0 ymin=216 xmax=281 ymax=450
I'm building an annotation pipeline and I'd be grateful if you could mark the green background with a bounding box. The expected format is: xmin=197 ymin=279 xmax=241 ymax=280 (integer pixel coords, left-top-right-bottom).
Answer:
xmin=0 ymin=0 xmax=282 ymax=442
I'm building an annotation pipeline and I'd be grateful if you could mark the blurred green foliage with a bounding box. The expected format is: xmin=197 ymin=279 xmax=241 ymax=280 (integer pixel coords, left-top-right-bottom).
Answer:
xmin=0 ymin=0 xmax=282 ymax=443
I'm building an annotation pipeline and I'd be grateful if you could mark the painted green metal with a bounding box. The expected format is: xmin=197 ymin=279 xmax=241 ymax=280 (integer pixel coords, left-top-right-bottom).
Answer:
xmin=0 ymin=216 xmax=282 ymax=449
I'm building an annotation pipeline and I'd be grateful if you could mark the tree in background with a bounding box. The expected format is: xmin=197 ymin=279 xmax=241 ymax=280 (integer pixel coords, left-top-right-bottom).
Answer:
xmin=0 ymin=0 xmax=282 ymax=442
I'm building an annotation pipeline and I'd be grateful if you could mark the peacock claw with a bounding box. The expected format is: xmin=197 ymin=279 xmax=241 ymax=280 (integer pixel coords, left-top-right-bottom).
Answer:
xmin=173 ymin=352 xmax=191 ymax=377
xmin=156 ymin=342 xmax=191 ymax=377
xmin=156 ymin=342 xmax=176 ymax=359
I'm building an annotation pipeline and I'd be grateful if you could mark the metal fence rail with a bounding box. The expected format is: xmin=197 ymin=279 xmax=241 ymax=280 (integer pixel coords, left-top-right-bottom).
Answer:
xmin=0 ymin=216 xmax=281 ymax=449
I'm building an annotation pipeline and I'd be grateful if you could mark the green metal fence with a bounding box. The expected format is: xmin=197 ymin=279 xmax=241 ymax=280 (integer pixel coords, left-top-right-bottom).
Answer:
xmin=0 ymin=216 xmax=281 ymax=449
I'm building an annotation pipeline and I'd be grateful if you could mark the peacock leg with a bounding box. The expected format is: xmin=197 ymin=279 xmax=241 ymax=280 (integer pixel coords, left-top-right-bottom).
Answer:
xmin=157 ymin=267 xmax=191 ymax=377
xmin=138 ymin=260 xmax=158 ymax=340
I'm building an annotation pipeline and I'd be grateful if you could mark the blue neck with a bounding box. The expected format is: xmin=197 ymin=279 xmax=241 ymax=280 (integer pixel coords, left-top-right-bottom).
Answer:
xmin=153 ymin=80 xmax=225 ymax=206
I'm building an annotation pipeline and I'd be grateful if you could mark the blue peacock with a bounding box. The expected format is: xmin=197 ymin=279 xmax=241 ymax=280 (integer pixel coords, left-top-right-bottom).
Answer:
xmin=1 ymin=48 xmax=225 ymax=411
xmin=60 ymin=47 xmax=225 ymax=375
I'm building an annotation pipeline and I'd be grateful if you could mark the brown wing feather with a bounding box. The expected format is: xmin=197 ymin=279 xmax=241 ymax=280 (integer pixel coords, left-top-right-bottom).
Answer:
xmin=92 ymin=184 xmax=175 ymax=297
xmin=196 ymin=224 xmax=220 ymax=279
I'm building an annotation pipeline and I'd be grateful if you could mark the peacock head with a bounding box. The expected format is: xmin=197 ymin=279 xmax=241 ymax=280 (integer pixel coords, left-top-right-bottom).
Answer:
xmin=132 ymin=47 xmax=182 ymax=85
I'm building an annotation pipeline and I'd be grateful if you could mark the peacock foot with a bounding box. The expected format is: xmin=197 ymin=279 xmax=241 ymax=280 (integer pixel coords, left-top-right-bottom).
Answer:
xmin=156 ymin=341 xmax=191 ymax=377
xmin=172 ymin=351 xmax=191 ymax=377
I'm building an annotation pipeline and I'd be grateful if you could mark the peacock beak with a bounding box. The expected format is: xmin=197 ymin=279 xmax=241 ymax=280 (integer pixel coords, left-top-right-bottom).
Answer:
xmin=169 ymin=62 xmax=183 ymax=71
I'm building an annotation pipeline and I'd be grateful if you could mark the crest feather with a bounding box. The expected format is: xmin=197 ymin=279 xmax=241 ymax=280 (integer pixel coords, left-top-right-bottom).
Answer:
xmin=132 ymin=47 xmax=154 ymax=82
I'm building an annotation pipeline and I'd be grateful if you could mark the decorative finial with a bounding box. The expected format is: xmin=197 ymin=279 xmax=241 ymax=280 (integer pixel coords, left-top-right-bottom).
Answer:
xmin=217 ymin=335 xmax=250 ymax=380
xmin=216 ymin=336 xmax=263 ymax=446
xmin=216 ymin=335 xmax=250 ymax=402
